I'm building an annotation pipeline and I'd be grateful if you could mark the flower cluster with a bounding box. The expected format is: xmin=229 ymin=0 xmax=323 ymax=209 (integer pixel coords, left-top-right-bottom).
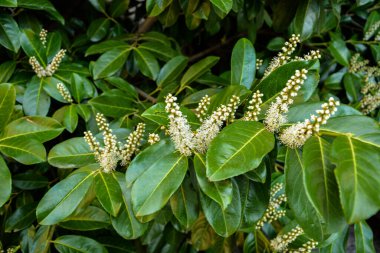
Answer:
xmin=29 ymin=49 xmax=66 ymax=78
xmin=264 ymin=69 xmax=308 ymax=132
xmin=270 ymin=226 xmax=304 ymax=252
xmin=243 ymin=90 xmax=263 ymax=121
xmin=294 ymin=50 xmax=321 ymax=61
xmin=84 ymin=113 xmax=145 ymax=172
xmin=195 ymin=95 xmax=211 ymax=122
xmin=364 ymin=20 xmax=380 ymax=41
xmin=256 ymin=183 xmax=287 ymax=230
xmin=264 ymin=34 xmax=301 ymax=77
xmin=285 ymin=239 xmax=318 ymax=253
xmin=165 ymin=94 xmax=240 ymax=155
xmin=256 ymin=58 xmax=263 ymax=70
xmin=148 ymin=133 xmax=160 ymax=145
xmin=39 ymin=28 xmax=47 ymax=47
xmin=361 ymin=83 xmax=380 ymax=114
xmin=279 ymin=97 xmax=340 ymax=148
xmin=57 ymin=83 xmax=73 ymax=103
xmin=349 ymin=53 xmax=369 ymax=73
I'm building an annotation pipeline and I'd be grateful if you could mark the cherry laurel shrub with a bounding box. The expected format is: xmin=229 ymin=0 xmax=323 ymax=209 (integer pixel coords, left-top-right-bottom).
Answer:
xmin=0 ymin=0 xmax=380 ymax=252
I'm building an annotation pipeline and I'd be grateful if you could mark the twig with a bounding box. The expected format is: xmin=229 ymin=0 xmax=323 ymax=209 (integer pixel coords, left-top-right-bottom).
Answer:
xmin=137 ymin=16 xmax=158 ymax=35
xmin=135 ymin=86 xmax=157 ymax=103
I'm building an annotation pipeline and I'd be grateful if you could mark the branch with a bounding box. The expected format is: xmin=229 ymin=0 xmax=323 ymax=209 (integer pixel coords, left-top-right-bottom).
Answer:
xmin=137 ymin=16 xmax=158 ymax=35
xmin=135 ymin=86 xmax=157 ymax=104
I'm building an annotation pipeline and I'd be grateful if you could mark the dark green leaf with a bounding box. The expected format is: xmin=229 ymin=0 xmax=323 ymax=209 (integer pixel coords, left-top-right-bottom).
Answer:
xmin=0 ymin=156 xmax=11 ymax=207
xmin=157 ymin=56 xmax=188 ymax=87
xmin=139 ymin=41 xmax=178 ymax=61
xmin=85 ymin=40 xmax=130 ymax=56
xmin=5 ymin=202 xmax=37 ymax=232
xmin=23 ymin=76 xmax=50 ymax=116
xmin=0 ymin=83 xmax=15 ymax=132
xmin=134 ymin=48 xmax=160 ymax=80
xmin=20 ymin=29 xmax=46 ymax=65
xmin=87 ymin=18 xmax=110 ymax=42
xmin=230 ymin=38 xmax=256 ymax=88
xmin=13 ymin=173 xmax=49 ymax=189
xmin=354 ymin=221 xmax=376 ymax=253
xmin=54 ymin=235 xmax=108 ymax=253
xmin=210 ymin=0 xmax=232 ymax=15
xmin=328 ymin=33 xmax=351 ymax=66
xmin=93 ymin=47 xmax=130 ymax=80
xmin=180 ymin=56 xmax=220 ymax=88
xmin=110 ymin=0 xmax=130 ymax=17
xmin=30 ymin=225 xmax=55 ymax=253
xmin=63 ymin=104 xmax=78 ymax=133
xmin=0 ymin=14 xmax=20 ymax=52
xmin=0 ymin=138 xmax=46 ymax=164
xmin=191 ymin=213 xmax=216 ymax=251
xmin=59 ymin=206 xmax=110 ymax=231
xmin=70 ymin=73 xmax=96 ymax=103
xmin=0 ymin=61 xmax=16 ymax=83
xmin=292 ymin=0 xmax=319 ymax=40
xmin=18 ymin=0 xmax=64 ymax=24
xmin=95 ymin=172 xmax=123 ymax=217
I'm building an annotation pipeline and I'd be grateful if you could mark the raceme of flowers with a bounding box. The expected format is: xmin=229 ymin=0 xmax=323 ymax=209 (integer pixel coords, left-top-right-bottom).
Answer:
xmin=57 ymin=83 xmax=73 ymax=103
xmin=363 ymin=20 xmax=380 ymax=41
xmin=84 ymin=113 xmax=145 ymax=172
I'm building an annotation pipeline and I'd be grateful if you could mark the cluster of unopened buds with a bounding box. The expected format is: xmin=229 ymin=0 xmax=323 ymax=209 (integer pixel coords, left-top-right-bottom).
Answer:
xmin=148 ymin=133 xmax=160 ymax=145
xmin=270 ymin=226 xmax=304 ymax=252
xmin=279 ymin=97 xmax=340 ymax=148
xmin=364 ymin=20 xmax=380 ymax=41
xmin=243 ymin=90 xmax=263 ymax=121
xmin=83 ymin=113 xmax=145 ymax=172
xmin=57 ymin=83 xmax=73 ymax=103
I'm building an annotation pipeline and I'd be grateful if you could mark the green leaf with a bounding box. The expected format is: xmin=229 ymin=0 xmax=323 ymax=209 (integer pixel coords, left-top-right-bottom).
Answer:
xmin=0 ymin=156 xmax=11 ymax=207
xmin=180 ymin=56 xmax=220 ymax=88
xmin=131 ymin=151 xmax=188 ymax=217
xmin=194 ymin=153 xmax=232 ymax=209
xmin=5 ymin=202 xmax=37 ymax=232
xmin=23 ymin=76 xmax=50 ymax=116
xmin=207 ymin=85 xmax=250 ymax=113
xmin=0 ymin=83 xmax=15 ymax=132
xmin=46 ymin=31 xmax=62 ymax=62
xmin=93 ymin=47 xmax=130 ymax=80
xmin=209 ymin=0 xmax=232 ymax=14
xmin=230 ymin=38 xmax=256 ymax=88
xmin=85 ymin=40 xmax=130 ymax=56
xmin=20 ymin=29 xmax=46 ymax=66
xmin=134 ymin=48 xmax=160 ymax=80
xmin=48 ymin=137 xmax=96 ymax=169
xmin=126 ymin=139 xmax=175 ymax=187
xmin=332 ymin=135 xmax=380 ymax=223
xmin=89 ymin=89 xmax=136 ymax=118
xmin=111 ymin=172 xmax=148 ymax=239
xmin=0 ymin=138 xmax=46 ymax=164
xmin=343 ymin=73 xmax=361 ymax=102
xmin=139 ymin=41 xmax=178 ymax=61
xmin=303 ymin=136 xmax=346 ymax=233
xmin=200 ymin=179 xmax=241 ymax=237
xmin=191 ymin=213 xmax=216 ymax=251
xmin=0 ymin=0 xmax=17 ymax=7
xmin=328 ymin=33 xmax=351 ymax=66
xmin=70 ymin=73 xmax=96 ymax=103
xmin=206 ymin=121 xmax=274 ymax=181
xmin=0 ymin=61 xmax=16 ymax=83
xmin=0 ymin=14 xmax=20 ymax=52
xmin=62 ymin=104 xmax=78 ymax=133
xmin=54 ymin=235 xmax=108 ymax=253
xmin=170 ymin=176 xmax=198 ymax=229
xmin=13 ymin=172 xmax=49 ymax=189
xmin=105 ymin=76 xmax=138 ymax=99
xmin=285 ymin=149 xmax=325 ymax=241
xmin=36 ymin=171 xmax=95 ymax=225
xmin=157 ymin=56 xmax=188 ymax=87
xmin=59 ymin=206 xmax=110 ymax=231
xmin=95 ymin=172 xmax=123 ymax=217
xmin=0 ymin=116 xmax=64 ymax=143
xmin=354 ymin=221 xmax=376 ymax=253
xmin=87 ymin=18 xmax=110 ymax=42
xmin=17 ymin=0 xmax=64 ymax=24
xmin=292 ymin=0 xmax=319 ymax=40
xmin=110 ymin=0 xmax=130 ymax=17
xmin=30 ymin=225 xmax=55 ymax=253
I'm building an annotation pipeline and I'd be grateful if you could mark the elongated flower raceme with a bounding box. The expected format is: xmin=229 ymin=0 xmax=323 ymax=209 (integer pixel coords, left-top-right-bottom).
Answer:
xmin=256 ymin=183 xmax=287 ymax=230
xmin=285 ymin=239 xmax=318 ymax=253
xmin=264 ymin=69 xmax=308 ymax=132
xmin=243 ymin=90 xmax=263 ymax=121
xmin=165 ymin=94 xmax=194 ymax=156
xmin=279 ymin=97 xmax=339 ymax=148
xmin=39 ymin=28 xmax=47 ymax=47
xmin=120 ymin=123 xmax=145 ymax=166
xmin=29 ymin=49 xmax=66 ymax=78
xmin=195 ymin=95 xmax=211 ymax=122
xmin=57 ymin=83 xmax=73 ymax=103
xmin=364 ymin=20 xmax=380 ymax=41
xmin=270 ymin=226 xmax=304 ymax=252
xmin=193 ymin=95 xmax=240 ymax=154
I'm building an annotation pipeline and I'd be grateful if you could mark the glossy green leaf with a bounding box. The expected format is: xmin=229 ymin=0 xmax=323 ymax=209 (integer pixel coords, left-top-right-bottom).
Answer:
xmin=59 ymin=206 xmax=110 ymax=231
xmin=230 ymin=38 xmax=256 ymax=88
xmin=200 ymin=179 xmax=241 ymax=237
xmin=0 ymin=61 xmax=16 ymax=83
xmin=62 ymin=104 xmax=78 ymax=133
xmin=20 ymin=29 xmax=46 ymax=66
xmin=23 ymin=76 xmax=50 ymax=116
xmin=45 ymin=31 xmax=62 ymax=62
xmin=194 ymin=153 xmax=232 ymax=209
xmin=126 ymin=139 xmax=175 ymax=187
xmin=157 ymin=56 xmax=188 ymax=87
xmin=332 ymin=136 xmax=380 ymax=223
xmin=110 ymin=0 xmax=130 ymax=17
xmin=343 ymin=72 xmax=361 ymax=102
xmin=93 ymin=47 xmax=130 ymax=79
xmin=0 ymin=156 xmax=11 ymax=207
xmin=206 ymin=121 xmax=274 ymax=181
xmin=70 ymin=73 xmax=96 ymax=103
xmin=54 ymin=235 xmax=107 ymax=253
xmin=170 ymin=176 xmax=198 ymax=229
xmin=292 ymin=0 xmax=319 ymax=40
xmin=37 ymin=171 xmax=96 ymax=225
xmin=354 ymin=221 xmax=376 ymax=253
xmin=191 ymin=213 xmax=216 ymax=251
xmin=303 ymin=136 xmax=346 ymax=233
xmin=18 ymin=0 xmax=64 ymax=24
xmin=210 ymin=0 xmax=232 ymax=14
xmin=134 ymin=47 xmax=160 ymax=80
xmin=13 ymin=172 xmax=49 ymax=190
xmin=131 ymin=151 xmax=188 ymax=217
xmin=180 ymin=56 xmax=220 ymax=88
xmin=95 ymin=172 xmax=123 ymax=217
xmin=105 ymin=76 xmax=138 ymax=98
xmin=285 ymin=149 xmax=325 ymax=241
xmin=85 ymin=40 xmax=129 ymax=56
xmin=328 ymin=33 xmax=351 ymax=66
xmin=0 ymin=116 xmax=64 ymax=143
xmin=5 ymin=202 xmax=37 ymax=232
xmin=0 ymin=14 xmax=20 ymax=52
xmin=48 ymin=137 xmax=96 ymax=169
xmin=87 ymin=18 xmax=110 ymax=42
xmin=0 ymin=138 xmax=46 ymax=164
xmin=207 ymin=85 xmax=250 ymax=113
xmin=89 ymin=89 xmax=136 ymax=117
xmin=139 ymin=41 xmax=178 ymax=61
xmin=30 ymin=225 xmax=55 ymax=253
xmin=0 ymin=83 xmax=15 ymax=132
xmin=112 ymin=173 xmax=148 ymax=239
xmin=0 ymin=0 xmax=17 ymax=7
xmin=320 ymin=227 xmax=348 ymax=253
